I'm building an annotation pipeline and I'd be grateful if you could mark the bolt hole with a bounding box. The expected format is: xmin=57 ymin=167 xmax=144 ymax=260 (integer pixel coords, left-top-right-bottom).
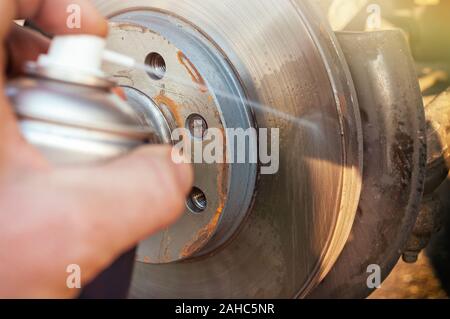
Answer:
xmin=186 ymin=114 xmax=208 ymax=140
xmin=144 ymin=52 xmax=166 ymax=80
xmin=187 ymin=187 xmax=207 ymax=214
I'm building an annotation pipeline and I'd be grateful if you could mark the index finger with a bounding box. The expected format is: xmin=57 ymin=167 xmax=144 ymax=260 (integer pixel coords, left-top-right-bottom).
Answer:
xmin=0 ymin=0 xmax=107 ymax=141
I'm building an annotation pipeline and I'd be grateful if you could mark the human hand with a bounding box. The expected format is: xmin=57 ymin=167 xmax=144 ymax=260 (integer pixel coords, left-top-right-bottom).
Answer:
xmin=0 ymin=0 xmax=193 ymax=298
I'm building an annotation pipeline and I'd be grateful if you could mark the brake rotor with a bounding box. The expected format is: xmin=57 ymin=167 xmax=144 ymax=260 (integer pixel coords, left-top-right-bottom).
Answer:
xmin=93 ymin=0 xmax=363 ymax=298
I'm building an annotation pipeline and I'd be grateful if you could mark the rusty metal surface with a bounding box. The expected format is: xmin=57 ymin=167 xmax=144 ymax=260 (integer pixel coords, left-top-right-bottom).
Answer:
xmin=424 ymin=88 xmax=450 ymax=193
xmin=104 ymin=21 xmax=256 ymax=264
xmin=401 ymin=88 xmax=450 ymax=264
xmin=94 ymin=0 xmax=363 ymax=298
xmin=403 ymin=195 xmax=442 ymax=264
xmin=310 ymin=30 xmax=427 ymax=298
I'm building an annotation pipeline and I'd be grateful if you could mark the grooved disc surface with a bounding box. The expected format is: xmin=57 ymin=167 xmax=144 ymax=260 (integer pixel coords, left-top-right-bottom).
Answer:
xmin=94 ymin=0 xmax=363 ymax=298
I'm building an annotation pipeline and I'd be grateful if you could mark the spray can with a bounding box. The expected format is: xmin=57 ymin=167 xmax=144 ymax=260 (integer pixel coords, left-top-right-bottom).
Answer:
xmin=5 ymin=35 xmax=160 ymax=298
xmin=6 ymin=35 xmax=160 ymax=166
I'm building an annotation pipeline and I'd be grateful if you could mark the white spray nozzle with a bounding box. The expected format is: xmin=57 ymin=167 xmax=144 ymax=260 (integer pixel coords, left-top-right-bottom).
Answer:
xmin=37 ymin=35 xmax=143 ymax=78
xmin=38 ymin=35 xmax=107 ymax=77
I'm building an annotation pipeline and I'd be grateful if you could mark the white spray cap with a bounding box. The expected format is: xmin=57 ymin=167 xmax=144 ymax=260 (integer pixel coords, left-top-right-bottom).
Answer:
xmin=37 ymin=35 xmax=107 ymax=77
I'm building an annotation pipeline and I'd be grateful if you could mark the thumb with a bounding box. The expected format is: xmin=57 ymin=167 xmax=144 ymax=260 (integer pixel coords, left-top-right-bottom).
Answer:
xmin=52 ymin=146 xmax=193 ymax=263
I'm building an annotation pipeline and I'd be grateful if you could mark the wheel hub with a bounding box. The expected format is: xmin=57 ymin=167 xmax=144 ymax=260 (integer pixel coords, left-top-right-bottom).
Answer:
xmin=105 ymin=18 xmax=257 ymax=264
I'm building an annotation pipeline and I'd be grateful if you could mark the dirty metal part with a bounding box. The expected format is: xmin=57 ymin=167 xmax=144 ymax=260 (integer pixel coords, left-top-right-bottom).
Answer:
xmin=403 ymin=195 xmax=442 ymax=264
xmin=401 ymin=88 xmax=450 ymax=264
xmin=424 ymin=88 xmax=450 ymax=194
xmin=94 ymin=0 xmax=363 ymax=298
xmin=104 ymin=20 xmax=257 ymax=265
xmin=310 ymin=30 xmax=427 ymax=299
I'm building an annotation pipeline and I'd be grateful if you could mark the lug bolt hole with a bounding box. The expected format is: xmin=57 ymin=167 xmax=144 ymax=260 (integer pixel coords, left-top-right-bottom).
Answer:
xmin=186 ymin=114 xmax=208 ymax=140
xmin=145 ymin=52 xmax=166 ymax=80
xmin=187 ymin=187 xmax=207 ymax=214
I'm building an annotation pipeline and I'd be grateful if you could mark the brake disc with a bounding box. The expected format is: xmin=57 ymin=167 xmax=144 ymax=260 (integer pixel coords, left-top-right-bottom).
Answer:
xmin=93 ymin=0 xmax=363 ymax=298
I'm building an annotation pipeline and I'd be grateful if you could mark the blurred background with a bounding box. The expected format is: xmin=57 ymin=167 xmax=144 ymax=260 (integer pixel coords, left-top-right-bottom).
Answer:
xmin=316 ymin=0 xmax=450 ymax=299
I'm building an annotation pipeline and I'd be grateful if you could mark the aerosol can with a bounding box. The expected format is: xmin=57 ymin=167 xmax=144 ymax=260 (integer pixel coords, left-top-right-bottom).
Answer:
xmin=6 ymin=35 xmax=161 ymax=165
xmin=5 ymin=35 xmax=162 ymax=298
